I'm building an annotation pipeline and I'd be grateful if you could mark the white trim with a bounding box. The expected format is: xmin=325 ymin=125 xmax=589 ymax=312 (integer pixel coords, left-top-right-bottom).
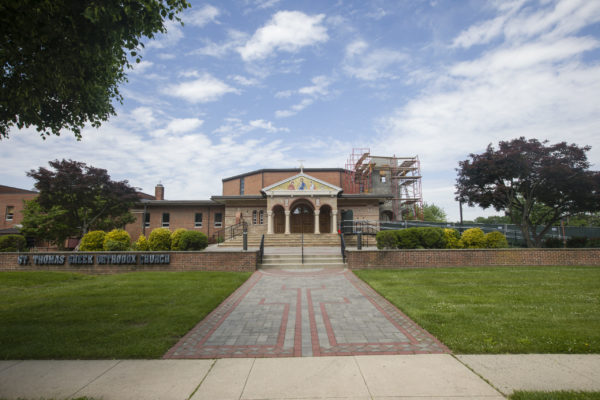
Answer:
xmin=261 ymin=172 xmax=342 ymax=195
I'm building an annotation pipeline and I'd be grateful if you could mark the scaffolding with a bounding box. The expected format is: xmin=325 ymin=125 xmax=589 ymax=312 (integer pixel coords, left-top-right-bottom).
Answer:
xmin=344 ymin=148 xmax=423 ymax=221
xmin=343 ymin=148 xmax=372 ymax=194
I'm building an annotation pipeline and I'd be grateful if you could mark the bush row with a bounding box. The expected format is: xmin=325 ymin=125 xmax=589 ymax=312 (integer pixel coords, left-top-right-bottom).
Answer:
xmin=0 ymin=234 xmax=27 ymax=252
xmin=375 ymin=227 xmax=509 ymax=250
xmin=79 ymin=228 xmax=208 ymax=251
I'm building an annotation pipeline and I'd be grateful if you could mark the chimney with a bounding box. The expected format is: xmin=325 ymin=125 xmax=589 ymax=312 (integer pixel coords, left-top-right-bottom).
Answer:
xmin=155 ymin=183 xmax=164 ymax=200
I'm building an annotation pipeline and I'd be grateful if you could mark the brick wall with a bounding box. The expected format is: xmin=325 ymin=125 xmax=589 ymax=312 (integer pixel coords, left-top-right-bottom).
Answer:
xmin=346 ymin=248 xmax=600 ymax=269
xmin=0 ymin=250 xmax=258 ymax=274
xmin=0 ymin=191 xmax=37 ymax=230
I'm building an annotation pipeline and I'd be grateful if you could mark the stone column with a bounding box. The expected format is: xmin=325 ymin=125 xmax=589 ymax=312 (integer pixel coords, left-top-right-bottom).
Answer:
xmin=267 ymin=210 xmax=273 ymax=234
xmin=332 ymin=210 xmax=338 ymax=233
xmin=284 ymin=210 xmax=291 ymax=235
xmin=314 ymin=209 xmax=320 ymax=234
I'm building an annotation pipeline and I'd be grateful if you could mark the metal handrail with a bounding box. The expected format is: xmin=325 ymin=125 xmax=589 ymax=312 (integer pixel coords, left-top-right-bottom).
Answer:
xmin=258 ymin=234 xmax=265 ymax=264
xmin=340 ymin=231 xmax=346 ymax=264
xmin=213 ymin=221 xmax=247 ymax=245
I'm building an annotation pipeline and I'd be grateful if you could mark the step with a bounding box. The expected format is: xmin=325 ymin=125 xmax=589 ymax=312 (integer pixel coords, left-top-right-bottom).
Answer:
xmin=259 ymin=254 xmax=345 ymax=270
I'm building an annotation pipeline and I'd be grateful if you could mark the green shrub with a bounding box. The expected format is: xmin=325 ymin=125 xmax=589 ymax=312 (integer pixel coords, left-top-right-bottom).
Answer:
xmin=444 ymin=228 xmax=463 ymax=249
xmin=178 ymin=230 xmax=208 ymax=251
xmin=566 ymin=236 xmax=588 ymax=248
xmin=134 ymin=234 xmax=150 ymax=251
xmin=417 ymin=227 xmax=447 ymax=249
xmin=376 ymin=230 xmax=398 ymax=249
xmin=79 ymin=230 xmax=106 ymax=251
xmin=149 ymin=228 xmax=171 ymax=251
xmin=396 ymin=228 xmax=420 ymax=249
xmin=459 ymin=228 xmax=486 ymax=248
xmin=170 ymin=228 xmax=187 ymax=251
xmin=543 ymin=237 xmax=564 ymax=248
xmin=0 ymin=234 xmax=27 ymax=252
xmin=103 ymin=229 xmax=131 ymax=251
xmin=484 ymin=231 xmax=509 ymax=248
xmin=587 ymin=237 xmax=600 ymax=248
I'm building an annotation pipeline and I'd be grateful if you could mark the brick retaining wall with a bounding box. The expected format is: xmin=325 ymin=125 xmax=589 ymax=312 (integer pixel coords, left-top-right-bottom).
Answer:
xmin=0 ymin=250 xmax=258 ymax=274
xmin=346 ymin=248 xmax=600 ymax=269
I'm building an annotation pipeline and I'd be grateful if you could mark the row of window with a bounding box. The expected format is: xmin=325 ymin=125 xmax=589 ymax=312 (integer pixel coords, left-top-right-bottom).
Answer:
xmin=144 ymin=212 xmax=223 ymax=228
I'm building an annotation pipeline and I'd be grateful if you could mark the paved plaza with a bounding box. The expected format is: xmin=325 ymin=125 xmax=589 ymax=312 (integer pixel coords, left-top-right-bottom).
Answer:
xmin=164 ymin=268 xmax=449 ymax=359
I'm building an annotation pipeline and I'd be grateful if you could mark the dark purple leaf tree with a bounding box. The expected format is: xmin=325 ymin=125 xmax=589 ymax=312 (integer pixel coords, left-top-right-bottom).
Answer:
xmin=456 ymin=137 xmax=600 ymax=247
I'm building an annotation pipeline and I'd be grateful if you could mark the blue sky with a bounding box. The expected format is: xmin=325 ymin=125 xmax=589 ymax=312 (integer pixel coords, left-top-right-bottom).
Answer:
xmin=2 ymin=0 xmax=600 ymax=221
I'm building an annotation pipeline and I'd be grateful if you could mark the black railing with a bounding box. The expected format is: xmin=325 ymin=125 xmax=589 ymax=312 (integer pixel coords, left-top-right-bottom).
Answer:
xmin=340 ymin=231 xmax=346 ymax=263
xmin=258 ymin=234 xmax=265 ymax=264
xmin=213 ymin=221 xmax=248 ymax=245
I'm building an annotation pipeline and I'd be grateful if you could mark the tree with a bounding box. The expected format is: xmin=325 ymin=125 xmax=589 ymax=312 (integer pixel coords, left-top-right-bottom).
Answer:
xmin=456 ymin=137 xmax=600 ymax=247
xmin=474 ymin=215 xmax=511 ymax=224
xmin=422 ymin=202 xmax=447 ymax=222
xmin=22 ymin=160 xmax=138 ymax=247
xmin=1 ymin=0 xmax=189 ymax=139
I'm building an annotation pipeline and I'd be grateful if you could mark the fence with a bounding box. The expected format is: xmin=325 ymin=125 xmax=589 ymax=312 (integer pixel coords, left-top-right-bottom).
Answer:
xmin=340 ymin=219 xmax=600 ymax=247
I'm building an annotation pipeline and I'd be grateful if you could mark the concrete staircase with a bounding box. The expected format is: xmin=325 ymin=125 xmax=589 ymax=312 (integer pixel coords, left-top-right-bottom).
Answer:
xmin=259 ymin=253 xmax=345 ymax=269
xmin=219 ymin=233 xmax=342 ymax=247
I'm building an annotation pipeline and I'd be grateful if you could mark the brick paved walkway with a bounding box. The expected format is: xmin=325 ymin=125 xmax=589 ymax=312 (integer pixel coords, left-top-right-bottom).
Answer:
xmin=164 ymin=269 xmax=449 ymax=359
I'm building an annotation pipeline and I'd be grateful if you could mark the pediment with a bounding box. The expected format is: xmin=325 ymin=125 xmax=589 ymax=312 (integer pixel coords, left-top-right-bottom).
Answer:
xmin=262 ymin=173 xmax=342 ymax=196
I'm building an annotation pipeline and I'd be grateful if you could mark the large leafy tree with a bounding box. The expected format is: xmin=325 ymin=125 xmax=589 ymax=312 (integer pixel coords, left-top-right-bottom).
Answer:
xmin=0 ymin=0 xmax=189 ymax=139
xmin=21 ymin=160 xmax=138 ymax=247
xmin=456 ymin=137 xmax=600 ymax=247
xmin=422 ymin=202 xmax=447 ymax=222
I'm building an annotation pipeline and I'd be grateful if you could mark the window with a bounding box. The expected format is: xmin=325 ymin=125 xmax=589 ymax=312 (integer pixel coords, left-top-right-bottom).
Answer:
xmin=380 ymin=174 xmax=387 ymax=183
xmin=214 ymin=213 xmax=222 ymax=228
xmin=162 ymin=213 xmax=170 ymax=227
xmin=240 ymin=177 xmax=245 ymax=195
xmin=195 ymin=212 xmax=203 ymax=227
xmin=252 ymin=210 xmax=257 ymax=224
xmin=259 ymin=210 xmax=264 ymax=224
xmin=144 ymin=213 xmax=150 ymax=227
xmin=5 ymin=206 xmax=14 ymax=221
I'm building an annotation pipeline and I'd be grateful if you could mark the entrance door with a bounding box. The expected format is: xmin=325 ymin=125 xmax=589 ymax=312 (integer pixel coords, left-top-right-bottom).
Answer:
xmin=273 ymin=206 xmax=285 ymax=233
xmin=290 ymin=204 xmax=314 ymax=233
xmin=341 ymin=210 xmax=353 ymax=234
xmin=319 ymin=205 xmax=332 ymax=234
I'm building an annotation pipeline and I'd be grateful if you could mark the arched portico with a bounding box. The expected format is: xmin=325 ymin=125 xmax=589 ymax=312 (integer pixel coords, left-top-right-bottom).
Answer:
xmin=319 ymin=204 xmax=332 ymax=233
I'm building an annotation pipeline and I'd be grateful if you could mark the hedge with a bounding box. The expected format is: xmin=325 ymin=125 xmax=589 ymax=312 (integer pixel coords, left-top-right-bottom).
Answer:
xmin=0 ymin=234 xmax=27 ymax=252
xmin=79 ymin=231 xmax=106 ymax=251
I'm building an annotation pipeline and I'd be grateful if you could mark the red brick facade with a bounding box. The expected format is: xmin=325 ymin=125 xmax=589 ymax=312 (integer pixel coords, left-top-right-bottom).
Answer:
xmin=0 ymin=185 xmax=38 ymax=231
xmin=346 ymin=248 xmax=600 ymax=269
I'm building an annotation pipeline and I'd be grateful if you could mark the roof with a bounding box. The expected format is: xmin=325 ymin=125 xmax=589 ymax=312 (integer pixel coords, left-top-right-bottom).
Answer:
xmin=0 ymin=184 xmax=38 ymax=195
xmin=222 ymin=168 xmax=345 ymax=182
xmin=139 ymin=199 xmax=221 ymax=206
xmin=210 ymin=195 xmax=264 ymax=201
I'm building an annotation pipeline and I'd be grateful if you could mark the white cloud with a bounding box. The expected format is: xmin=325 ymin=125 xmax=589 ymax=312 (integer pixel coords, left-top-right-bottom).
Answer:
xmin=343 ymin=39 xmax=407 ymax=81
xmin=130 ymin=60 xmax=154 ymax=74
xmin=274 ymin=75 xmax=333 ymax=118
xmin=238 ymin=11 xmax=328 ymax=61
xmin=275 ymin=98 xmax=314 ymax=118
xmin=157 ymin=53 xmax=176 ymax=60
xmin=130 ymin=107 xmax=156 ymax=129
xmin=191 ymin=29 xmax=248 ymax=58
xmin=214 ymin=118 xmax=288 ymax=135
xmin=163 ymin=74 xmax=239 ymax=103
xmin=166 ymin=118 xmax=204 ymax=133
xmin=146 ymin=20 xmax=184 ymax=49
xmin=452 ymin=0 xmax=600 ymax=48
xmin=230 ymin=75 xmax=260 ymax=86
xmin=185 ymin=4 xmax=220 ymax=27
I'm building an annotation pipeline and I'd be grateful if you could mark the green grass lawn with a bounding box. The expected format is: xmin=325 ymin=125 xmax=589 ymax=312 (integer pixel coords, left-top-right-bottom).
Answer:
xmin=0 ymin=271 xmax=251 ymax=359
xmin=354 ymin=266 xmax=600 ymax=354
xmin=510 ymin=391 xmax=600 ymax=400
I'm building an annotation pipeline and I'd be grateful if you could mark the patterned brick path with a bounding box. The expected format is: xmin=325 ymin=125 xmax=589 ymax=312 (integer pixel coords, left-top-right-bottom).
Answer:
xmin=164 ymin=269 xmax=449 ymax=359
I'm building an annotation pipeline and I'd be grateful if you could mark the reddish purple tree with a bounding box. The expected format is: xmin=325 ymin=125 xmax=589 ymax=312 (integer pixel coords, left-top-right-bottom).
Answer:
xmin=456 ymin=137 xmax=600 ymax=247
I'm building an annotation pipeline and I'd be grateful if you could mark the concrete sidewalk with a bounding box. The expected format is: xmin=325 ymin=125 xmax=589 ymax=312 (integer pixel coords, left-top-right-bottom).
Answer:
xmin=2 ymin=354 xmax=599 ymax=400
